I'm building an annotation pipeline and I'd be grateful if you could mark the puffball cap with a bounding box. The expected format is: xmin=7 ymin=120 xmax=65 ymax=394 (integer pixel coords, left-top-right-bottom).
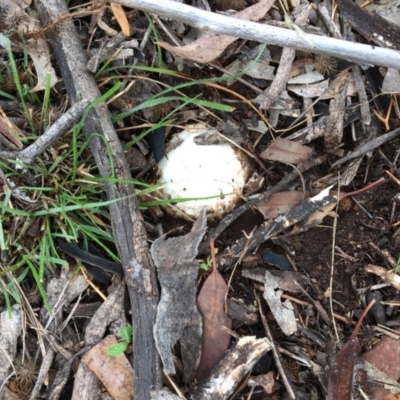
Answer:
xmin=158 ymin=124 xmax=251 ymax=219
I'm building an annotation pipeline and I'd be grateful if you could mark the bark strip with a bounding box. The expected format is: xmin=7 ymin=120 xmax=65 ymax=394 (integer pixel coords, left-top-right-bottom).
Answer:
xmin=33 ymin=0 xmax=162 ymax=397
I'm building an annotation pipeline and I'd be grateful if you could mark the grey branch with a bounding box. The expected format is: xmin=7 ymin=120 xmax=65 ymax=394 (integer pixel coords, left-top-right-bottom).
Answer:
xmin=17 ymin=99 xmax=89 ymax=165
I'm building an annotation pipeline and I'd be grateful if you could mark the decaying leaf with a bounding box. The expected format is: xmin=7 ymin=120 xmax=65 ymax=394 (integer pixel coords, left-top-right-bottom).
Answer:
xmin=256 ymin=191 xmax=310 ymax=219
xmin=196 ymin=238 xmax=232 ymax=381
xmin=287 ymin=71 xmax=325 ymax=84
xmin=357 ymin=357 xmax=400 ymax=398
xmin=249 ymin=371 xmax=280 ymax=394
xmin=82 ymin=335 xmax=135 ymax=400
xmin=327 ymin=337 xmax=360 ymax=400
xmin=151 ymin=208 xmax=207 ymax=383
xmin=288 ymin=78 xmax=329 ymax=98
xmin=263 ymin=270 xmax=297 ymax=336
xmin=260 ymin=137 xmax=312 ymax=165
xmin=320 ymin=70 xmax=356 ymax=99
xmin=223 ymin=58 xmax=275 ymax=86
xmin=327 ymin=299 xmax=376 ymax=400
xmin=157 ymin=0 xmax=275 ymax=64
xmin=324 ymin=71 xmax=348 ymax=148
xmin=227 ymin=298 xmax=259 ymax=326
xmin=18 ymin=11 xmax=60 ymax=92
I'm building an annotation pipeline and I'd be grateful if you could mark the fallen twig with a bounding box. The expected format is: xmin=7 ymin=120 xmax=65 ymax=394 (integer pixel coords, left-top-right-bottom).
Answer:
xmin=18 ymin=99 xmax=88 ymax=165
xmin=34 ymin=0 xmax=162 ymax=397
xmin=113 ymin=0 xmax=400 ymax=69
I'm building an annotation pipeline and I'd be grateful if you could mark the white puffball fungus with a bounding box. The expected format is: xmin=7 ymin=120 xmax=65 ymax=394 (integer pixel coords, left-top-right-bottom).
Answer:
xmin=158 ymin=124 xmax=251 ymax=219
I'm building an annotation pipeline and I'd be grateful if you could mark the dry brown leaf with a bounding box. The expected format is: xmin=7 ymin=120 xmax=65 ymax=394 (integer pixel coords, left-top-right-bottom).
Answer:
xmin=327 ymin=337 xmax=360 ymax=400
xmin=250 ymin=371 xmax=279 ymax=394
xmin=196 ymin=239 xmax=232 ymax=381
xmin=256 ymin=191 xmax=310 ymax=219
xmin=17 ymin=11 xmax=60 ymax=92
xmin=328 ymin=300 xmax=376 ymax=400
xmin=82 ymin=335 xmax=135 ymax=400
xmin=157 ymin=0 xmax=275 ymax=63
xmin=260 ymin=137 xmax=312 ymax=165
xmin=110 ymin=3 xmax=130 ymax=36
xmin=360 ymin=327 xmax=400 ymax=399
xmin=384 ymin=394 xmax=400 ymax=400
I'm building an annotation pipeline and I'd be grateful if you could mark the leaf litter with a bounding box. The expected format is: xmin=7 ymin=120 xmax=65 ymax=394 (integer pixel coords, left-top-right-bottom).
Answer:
xmin=3 ymin=0 xmax=400 ymax=398
xmin=196 ymin=238 xmax=232 ymax=381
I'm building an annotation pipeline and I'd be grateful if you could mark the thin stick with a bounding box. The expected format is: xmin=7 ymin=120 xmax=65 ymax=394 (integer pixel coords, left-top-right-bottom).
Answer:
xmin=113 ymin=0 xmax=400 ymax=69
xmin=329 ymin=176 xmax=340 ymax=344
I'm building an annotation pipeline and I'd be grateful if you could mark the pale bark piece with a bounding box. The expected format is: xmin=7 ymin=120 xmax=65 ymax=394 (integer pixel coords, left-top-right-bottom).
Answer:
xmin=150 ymin=389 xmax=183 ymax=399
xmin=71 ymin=362 xmax=104 ymax=400
xmin=84 ymin=284 xmax=126 ymax=346
xmin=365 ymin=264 xmax=400 ymax=290
xmin=0 ymin=305 xmax=22 ymax=385
xmin=157 ymin=0 xmax=275 ymax=63
xmin=256 ymin=191 xmax=310 ymax=219
xmin=242 ymin=268 xmax=310 ymax=293
xmin=288 ymin=79 xmax=329 ymax=98
xmin=324 ymin=71 xmax=348 ymax=148
xmin=382 ymin=68 xmax=400 ymax=94
xmin=196 ymin=247 xmax=232 ymax=381
xmin=82 ymin=335 xmax=135 ymax=400
xmin=260 ymin=137 xmax=312 ymax=165
xmin=260 ymin=4 xmax=311 ymax=110
xmin=151 ymin=208 xmax=207 ymax=382
xmin=189 ymin=336 xmax=271 ymax=399
xmin=340 ymin=157 xmax=363 ymax=187
xmin=352 ymin=64 xmax=371 ymax=125
xmin=263 ymin=270 xmax=297 ymax=336
xmin=320 ymin=70 xmax=356 ymax=99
